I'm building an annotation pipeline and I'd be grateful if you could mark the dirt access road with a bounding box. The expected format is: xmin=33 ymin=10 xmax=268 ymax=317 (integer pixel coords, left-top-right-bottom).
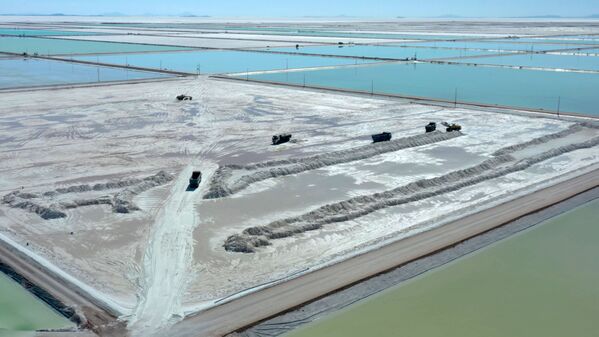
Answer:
xmin=169 ymin=168 xmax=599 ymax=337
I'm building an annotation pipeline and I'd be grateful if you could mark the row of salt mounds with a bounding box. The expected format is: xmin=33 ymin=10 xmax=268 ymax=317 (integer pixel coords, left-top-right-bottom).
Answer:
xmin=204 ymin=130 xmax=463 ymax=199
xmin=1 ymin=171 xmax=174 ymax=219
xmin=224 ymin=126 xmax=599 ymax=253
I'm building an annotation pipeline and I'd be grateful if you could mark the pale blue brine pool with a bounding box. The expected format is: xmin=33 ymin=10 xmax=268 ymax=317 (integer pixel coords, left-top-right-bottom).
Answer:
xmin=0 ymin=28 xmax=101 ymax=36
xmin=265 ymin=45 xmax=494 ymax=60
xmin=0 ymin=58 xmax=169 ymax=89
xmin=242 ymin=62 xmax=599 ymax=116
xmin=498 ymin=38 xmax=599 ymax=45
xmin=402 ymin=40 xmax=594 ymax=52
xmin=452 ymin=53 xmax=599 ymax=72
xmin=74 ymin=50 xmax=376 ymax=74
xmin=0 ymin=36 xmax=188 ymax=55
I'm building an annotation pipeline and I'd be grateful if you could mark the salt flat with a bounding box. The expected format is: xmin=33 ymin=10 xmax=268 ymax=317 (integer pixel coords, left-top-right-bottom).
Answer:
xmin=54 ymin=35 xmax=320 ymax=49
xmin=0 ymin=75 xmax=597 ymax=334
xmin=0 ymin=18 xmax=599 ymax=337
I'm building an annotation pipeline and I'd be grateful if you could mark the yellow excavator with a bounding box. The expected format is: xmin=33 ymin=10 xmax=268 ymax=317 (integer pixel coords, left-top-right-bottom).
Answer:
xmin=442 ymin=122 xmax=462 ymax=132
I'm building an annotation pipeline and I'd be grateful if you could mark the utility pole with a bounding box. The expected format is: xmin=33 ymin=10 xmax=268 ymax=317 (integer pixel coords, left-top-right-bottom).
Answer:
xmin=557 ymin=96 xmax=561 ymax=118
xmin=454 ymin=88 xmax=458 ymax=108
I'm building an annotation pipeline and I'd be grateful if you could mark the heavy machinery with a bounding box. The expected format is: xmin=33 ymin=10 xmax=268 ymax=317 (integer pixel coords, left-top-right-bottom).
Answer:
xmin=272 ymin=134 xmax=292 ymax=145
xmin=189 ymin=171 xmax=202 ymax=189
xmin=372 ymin=132 xmax=392 ymax=143
xmin=177 ymin=95 xmax=192 ymax=101
xmin=442 ymin=122 xmax=462 ymax=132
xmin=425 ymin=122 xmax=437 ymax=133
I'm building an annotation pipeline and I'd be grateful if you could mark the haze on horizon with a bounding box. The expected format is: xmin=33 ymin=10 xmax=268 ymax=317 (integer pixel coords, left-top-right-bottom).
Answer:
xmin=1 ymin=0 xmax=598 ymax=18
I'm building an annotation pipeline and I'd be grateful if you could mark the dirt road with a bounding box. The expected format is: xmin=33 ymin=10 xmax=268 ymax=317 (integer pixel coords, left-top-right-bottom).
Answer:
xmin=169 ymin=168 xmax=599 ymax=337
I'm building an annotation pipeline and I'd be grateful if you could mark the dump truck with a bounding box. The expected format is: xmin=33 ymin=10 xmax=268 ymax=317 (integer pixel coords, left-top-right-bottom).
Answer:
xmin=425 ymin=122 xmax=437 ymax=133
xmin=372 ymin=132 xmax=392 ymax=143
xmin=177 ymin=95 xmax=192 ymax=101
xmin=272 ymin=134 xmax=292 ymax=145
xmin=189 ymin=171 xmax=202 ymax=189
xmin=442 ymin=122 xmax=462 ymax=132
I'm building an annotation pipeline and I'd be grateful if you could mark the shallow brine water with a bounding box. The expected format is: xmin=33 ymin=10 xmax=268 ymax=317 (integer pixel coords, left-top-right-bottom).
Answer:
xmin=244 ymin=62 xmax=599 ymax=116
xmin=266 ymin=45 xmax=494 ymax=60
xmin=0 ymin=36 xmax=187 ymax=55
xmin=74 ymin=50 xmax=375 ymax=74
xmin=454 ymin=53 xmax=599 ymax=71
xmin=284 ymin=198 xmax=599 ymax=337
xmin=0 ymin=28 xmax=100 ymax=36
xmin=0 ymin=58 xmax=169 ymax=89
xmin=0 ymin=273 xmax=73 ymax=336
xmin=403 ymin=40 xmax=595 ymax=52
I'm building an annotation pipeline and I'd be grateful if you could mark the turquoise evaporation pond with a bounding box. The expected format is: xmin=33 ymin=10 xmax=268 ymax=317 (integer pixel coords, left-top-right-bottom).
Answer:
xmin=0 ymin=28 xmax=100 ymax=36
xmin=266 ymin=45 xmax=493 ymax=60
xmin=403 ymin=40 xmax=591 ymax=52
xmin=575 ymin=48 xmax=599 ymax=55
xmin=498 ymin=38 xmax=599 ymax=45
xmin=0 ymin=58 xmax=169 ymax=89
xmin=0 ymin=36 xmax=187 ymax=55
xmin=244 ymin=62 xmax=599 ymax=115
xmin=74 ymin=50 xmax=375 ymax=74
xmin=455 ymin=53 xmax=599 ymax=71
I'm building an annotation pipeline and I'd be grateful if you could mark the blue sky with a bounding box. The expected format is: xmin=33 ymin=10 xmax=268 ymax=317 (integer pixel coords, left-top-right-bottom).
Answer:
xmin=1 ymin=0 xmax=598 ymax=17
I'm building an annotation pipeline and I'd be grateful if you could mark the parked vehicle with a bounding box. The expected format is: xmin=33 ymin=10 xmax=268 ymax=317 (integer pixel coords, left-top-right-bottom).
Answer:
xmin=177 ymin=95 xmax=192 ymax=101
xmin=372 ymin=132 xmax=392 ymax=143
xmin=425 ymin=122 xmax=437 ymax=133
xmin=442 ymin=122 xmax=462 ymax=132
xmin=272 ymin=134 xmax=292 ymax=145
xmin=189 ymin=171 xmax=202 ymax=189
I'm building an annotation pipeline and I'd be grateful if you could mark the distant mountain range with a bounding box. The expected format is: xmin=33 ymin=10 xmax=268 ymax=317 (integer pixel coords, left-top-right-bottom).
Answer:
xmin=0 ymin=13 xmax=598 ymax=19
xmin=429 ymin=14 xmax=599 ymax=19
xmin=0 ymin=12 xmax=211 ymax=17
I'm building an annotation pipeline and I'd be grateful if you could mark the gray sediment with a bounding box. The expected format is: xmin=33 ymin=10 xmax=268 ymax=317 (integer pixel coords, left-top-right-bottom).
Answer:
xmin=1 ymin=171 xmax=173 ymax=219
xmin=228 ymin=187 xmax=599 ymax=337
xmin=224 ymin=125 xmax=599 ymax=253
xmin=204 ymin=130 xmax=463 ymax=199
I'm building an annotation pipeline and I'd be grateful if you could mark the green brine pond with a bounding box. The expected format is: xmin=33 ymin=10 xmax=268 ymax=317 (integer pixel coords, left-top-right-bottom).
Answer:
xmin=285 ymin=198 xmax=599 ymax=337
xmin=0 ymin=273 xmax=73 ymax=336
xmin=244 ymin=62 xmax=599 ymax=116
